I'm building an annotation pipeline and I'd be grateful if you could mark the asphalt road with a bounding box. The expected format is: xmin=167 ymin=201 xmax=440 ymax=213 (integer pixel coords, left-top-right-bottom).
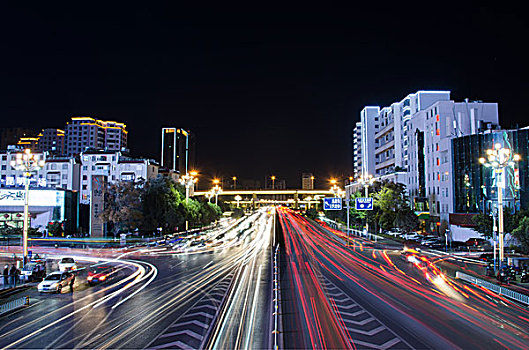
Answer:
xmin=0 ymin=210 xmax=274 ymax=350
xmin=278 ymin=208 xmax=529 ymax=350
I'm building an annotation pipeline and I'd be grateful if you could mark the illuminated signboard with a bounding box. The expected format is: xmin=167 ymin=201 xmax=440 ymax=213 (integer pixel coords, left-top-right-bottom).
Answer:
xmin=0 ymin=189 xmax=64 ymax=207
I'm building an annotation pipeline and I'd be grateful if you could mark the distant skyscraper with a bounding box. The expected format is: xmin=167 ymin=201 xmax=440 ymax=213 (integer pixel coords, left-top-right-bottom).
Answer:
xmin=302 ymin=173 xmax=314 ymax=190
xmin=65 ymin=116 xmax=128 ymax=156
xmin=161 ymin=128 xmax=194 ymax=174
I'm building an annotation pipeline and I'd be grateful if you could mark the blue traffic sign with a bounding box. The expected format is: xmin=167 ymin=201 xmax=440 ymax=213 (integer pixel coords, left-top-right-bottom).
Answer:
xmin=355 ymin=197 xmax=373 ymax=210
xmin=323 ymin=197 xmax=342 ymax=210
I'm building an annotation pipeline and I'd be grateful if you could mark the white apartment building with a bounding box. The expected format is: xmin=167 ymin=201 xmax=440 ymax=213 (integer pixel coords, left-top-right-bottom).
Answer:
xmin=352 ymin=122 xmax=362 ymax=179
xmin=79 ymin=151 xmax=158 ymax=204
xmin=373 ymin=91 xmax=451 ymax=177
xmin=0 ymin=148 xmax=79 ymax=191
xmin=407 ymin=99 xmax=499 ymax=229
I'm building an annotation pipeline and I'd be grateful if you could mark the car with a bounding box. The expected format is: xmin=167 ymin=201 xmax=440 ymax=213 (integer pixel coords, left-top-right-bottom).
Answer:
xmin=401 ymin=248 xmax=421 ymax=263
xmin=465 ymin=238 xmax=492 ymax=251
xmin=21 ymin=261 xmax=46 ymax=282
xmin=38 ymin=271 xmax=75 ymax=293
xmin=58 ymin=257 xmax=77 ymax=272
xmin=403 ymin=233 xmax=422 ymax=241
xmin=87 ymin=266 xmax=117 ymax=285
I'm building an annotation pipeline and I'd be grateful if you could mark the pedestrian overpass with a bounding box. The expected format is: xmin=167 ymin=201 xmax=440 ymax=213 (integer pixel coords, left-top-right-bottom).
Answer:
xmin=193 ymin=189 xmax=335 ymax=209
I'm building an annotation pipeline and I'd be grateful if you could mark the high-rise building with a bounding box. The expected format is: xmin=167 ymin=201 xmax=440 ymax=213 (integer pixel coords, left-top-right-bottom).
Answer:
xmin=38 ymin=128 xmax=65 ymax=155
xmin=352 ymin=122 xmax=362 ymax=179
xmin=161 ymin=128 xmax=194 ymax=174
xmin=407 ymin=99 xmax=499 ymax=230
xmin=302 ymin=173 xmax=314 ymax=190
xmin=65 ymin=117 xmax=128 ymax=156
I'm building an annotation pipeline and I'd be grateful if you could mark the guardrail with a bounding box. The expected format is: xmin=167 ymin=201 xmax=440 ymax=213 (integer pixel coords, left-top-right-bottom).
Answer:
xmin=456 ymin=271 xmax=529 ymax=305
xmin=272 ymin=244 xmax=282 ymax=350
xmin=0 ymin=296 xmax=29 ymax=315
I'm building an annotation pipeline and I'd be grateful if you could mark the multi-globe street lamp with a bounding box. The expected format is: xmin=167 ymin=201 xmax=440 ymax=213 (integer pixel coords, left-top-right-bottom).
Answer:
xmin=479 ymin=143 xmax=520 ymax=267
xmin=10 ymin=149 xmax=45 ymax=264
xmin=179 ymin=170 xmax=198 ymax=231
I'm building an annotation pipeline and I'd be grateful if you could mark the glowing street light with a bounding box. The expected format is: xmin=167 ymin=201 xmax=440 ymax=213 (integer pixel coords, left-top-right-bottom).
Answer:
xmin=211 ymin=179 xmax=222 ymax=206
xmin=271 ymin=175 xmax=276 ymax=190
xmin=358 ymin=174 xmax=375 ymax=238
xmin=10 ymin=149 xmax=45 ymax=263
xmin=234 ymin=195 xmax=242 ymax=208
xmin=179 ymin=171 xmax=198 ymax=231
xmin=479 ymin=143 xmax=520 ymax=267
xmin=232 ymin=176 xmax=237 ymax=189
xmin=310 ymin=175 xmax=314 ymax=189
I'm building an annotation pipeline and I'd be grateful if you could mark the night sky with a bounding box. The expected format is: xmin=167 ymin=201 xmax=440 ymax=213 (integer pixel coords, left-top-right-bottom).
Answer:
xmin=2 ymin=4 xmax=528 ymax=188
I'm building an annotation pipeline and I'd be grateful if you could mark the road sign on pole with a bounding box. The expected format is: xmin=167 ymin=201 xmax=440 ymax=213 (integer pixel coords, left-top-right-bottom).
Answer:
xmin=355 ymin=197 xmax=373 ymax=210
xmin=323 ymin=197 xmax=342 ymax=210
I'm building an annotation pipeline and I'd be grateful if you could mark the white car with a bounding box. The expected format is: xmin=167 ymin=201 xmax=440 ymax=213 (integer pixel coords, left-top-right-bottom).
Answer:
xmin=58 ymin=257 xmax=77 ymax=272
xmin=38 ymin=271 xmax=74 ymax=293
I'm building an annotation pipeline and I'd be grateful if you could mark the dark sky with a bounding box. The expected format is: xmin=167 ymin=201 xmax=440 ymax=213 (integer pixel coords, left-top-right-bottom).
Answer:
xmin=1 ymin=3 xmax=528 ymax=188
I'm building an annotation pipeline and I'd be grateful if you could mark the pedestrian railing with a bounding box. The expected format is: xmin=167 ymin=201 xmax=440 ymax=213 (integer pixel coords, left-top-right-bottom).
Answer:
xmin=272 ymin=244 xmax=283 ymax=350
xmin=456 ymin=271 xmax=529 ymax=305
xmin=0 ymin=296 xmax=29 ymax=315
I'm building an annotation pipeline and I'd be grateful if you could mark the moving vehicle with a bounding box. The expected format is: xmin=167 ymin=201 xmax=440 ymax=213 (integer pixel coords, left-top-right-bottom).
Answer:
xmin=58 ymin=257 xmax=77 ymax=272
xmin=21 ymin=260 xmax=46 ymax=282
xmin=87 ymin=266 xmax=117 ymax=285
xmin=38 ymin=271 xmax=75 ymax=293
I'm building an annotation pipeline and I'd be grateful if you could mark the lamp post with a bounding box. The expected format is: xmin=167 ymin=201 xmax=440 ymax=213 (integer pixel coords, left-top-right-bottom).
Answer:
xmin=234 ymin=195 xmax=242 ymax=208
xmin=232 ymin=176 xmax=237 ymax=189
xmin=212 ymin=179 xmax=222 ymax=206
xmin=179 ymin=171 xmax=198 ymax=231
xmin=10 ymin=149 xmax=45 ymax=264
xmin=310 ymin=175 xmax=314 ymax=190
xmin=358 ymin=174 xmax=375 ymax=239
xmin=479 ymin=143 xmax=520 ymax=268
xmin=271 ymin=175 xmax=276 ymax=190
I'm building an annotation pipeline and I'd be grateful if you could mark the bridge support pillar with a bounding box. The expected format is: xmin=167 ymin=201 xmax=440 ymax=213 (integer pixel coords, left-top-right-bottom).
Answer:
xmin=294 ymin=192 xmax=299 ymax=209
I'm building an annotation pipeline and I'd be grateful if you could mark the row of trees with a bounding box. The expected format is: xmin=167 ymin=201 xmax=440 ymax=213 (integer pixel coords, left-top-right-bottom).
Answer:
xmin=324 ymin=181 xmax=419 ymax=233
xmin=100 ymin=176 xmax=223 ymax=236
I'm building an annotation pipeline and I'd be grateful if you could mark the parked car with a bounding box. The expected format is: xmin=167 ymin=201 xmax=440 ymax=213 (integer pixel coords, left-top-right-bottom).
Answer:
xmin=58 ymin=257 xmax=77 ymax=272
xmin=38 ymin=271 xmax=75 ymax=293
xmin=21 ymin=260 xmax=46 ymax=282
xmin=87 ymin=266 xmax=117 ymax=285
xmin=465 ymin=238 xmax=492 ymax=251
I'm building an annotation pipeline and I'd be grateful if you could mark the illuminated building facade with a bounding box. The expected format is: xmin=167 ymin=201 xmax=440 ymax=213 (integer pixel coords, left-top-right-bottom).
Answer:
xmin=38 ymin=128 xmax=65 ymax=155
xmin=65 ymin=117 xmax=128 ymax=156
xmin=161 ymin=128 xmax=194 ymax=174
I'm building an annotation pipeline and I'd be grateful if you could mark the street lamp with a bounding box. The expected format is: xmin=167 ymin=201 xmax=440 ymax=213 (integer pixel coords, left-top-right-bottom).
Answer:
xmin=479 ymin=143 xmax=520 ymax=268
xmin=205 ymin=191 xmax=213 ymax=203
xmin=234 ymin=195 xmax=242 ymax=208
xmin=232 ymin=176 xmax=237 ymax=189
xmin=310 ymin=175 xmax=314 ymax=190
xmin=271 ymin=175 xmax=276 ymax=190
xmin=179 ymin=170 xmax=198 ymax=231
xmin=212 ymin=179 xmax=222 ymax=206
xmin=10 ymin=148 xmax=45 ymax=264
xmin=358 ymin=174 xmax=375 ymax=238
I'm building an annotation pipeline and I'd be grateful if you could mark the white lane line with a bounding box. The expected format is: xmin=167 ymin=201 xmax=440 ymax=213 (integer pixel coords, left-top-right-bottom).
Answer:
xmin=202 ymin=261 xmax=214 ymax=270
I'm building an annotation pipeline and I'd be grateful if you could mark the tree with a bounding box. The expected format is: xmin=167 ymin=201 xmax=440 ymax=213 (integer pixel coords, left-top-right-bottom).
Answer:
xmin=512 ymin=217 xmax=529 ymax=254
xmin=140 ymin=177 xmax=184 ymax=234
xmin=100 ymin=181 xmax=143 ymax=237
xmin=373 ymin=181 xmax=418 ymax=232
